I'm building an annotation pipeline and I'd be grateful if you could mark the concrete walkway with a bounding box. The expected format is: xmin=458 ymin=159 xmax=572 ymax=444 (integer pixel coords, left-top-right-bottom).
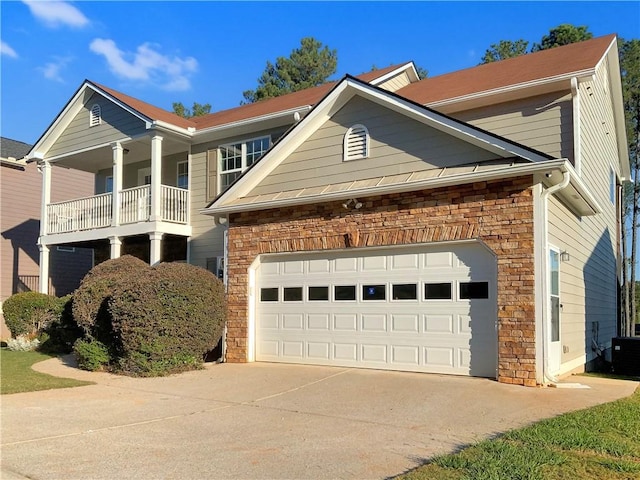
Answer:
xmin=1 ymin=356 xmax=637 ymax=479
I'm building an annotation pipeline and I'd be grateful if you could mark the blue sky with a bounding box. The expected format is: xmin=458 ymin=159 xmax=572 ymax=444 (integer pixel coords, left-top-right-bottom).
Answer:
xmin=1 ymin=1 xmax=639 ymax=144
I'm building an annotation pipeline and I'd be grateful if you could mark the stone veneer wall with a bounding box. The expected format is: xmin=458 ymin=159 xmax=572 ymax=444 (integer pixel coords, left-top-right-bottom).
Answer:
xmin=226 ymin=176 xmax=536 ymax=386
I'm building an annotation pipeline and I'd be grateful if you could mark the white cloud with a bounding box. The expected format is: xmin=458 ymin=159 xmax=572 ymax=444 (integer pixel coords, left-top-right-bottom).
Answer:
xmin=23 ymin=1 xmax=89 ymax=28
xmin=1 ymin=41 xmax=18 ymax=58
xmin=38 ymin=57 xmax=72 ymax=83
xmin=89 ymin=38 xmax=198 ymax=91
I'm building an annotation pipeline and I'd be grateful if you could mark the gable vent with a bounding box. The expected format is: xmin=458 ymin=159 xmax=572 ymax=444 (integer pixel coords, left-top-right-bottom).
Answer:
xmin=343 ymin=124 xmax=369 ymax=161
xmin=90 ymin=104 xmax=102 ymax=127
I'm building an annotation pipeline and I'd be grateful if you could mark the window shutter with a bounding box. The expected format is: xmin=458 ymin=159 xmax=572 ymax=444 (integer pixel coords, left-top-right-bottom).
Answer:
xmin=343 ymin=124 xmax=369 ymax=161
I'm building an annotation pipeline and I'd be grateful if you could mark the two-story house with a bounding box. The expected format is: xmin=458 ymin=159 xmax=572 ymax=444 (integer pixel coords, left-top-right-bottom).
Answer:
xmin=27 ymin=34 xmax=628 ymax=386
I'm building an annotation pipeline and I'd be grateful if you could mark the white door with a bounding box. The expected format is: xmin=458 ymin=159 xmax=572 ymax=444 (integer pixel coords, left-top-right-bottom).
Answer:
xmin=548 ymin=248 xmax=561 ymax=374
xmin=255 ymin=242 xmax=497 ymax=377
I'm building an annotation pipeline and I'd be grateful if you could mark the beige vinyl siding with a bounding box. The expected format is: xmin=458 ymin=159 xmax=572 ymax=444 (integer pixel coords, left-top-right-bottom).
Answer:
xmin=95 ymin=153 xmax=187 ymax=193
xmin=377 ymin=71 xmax=412 ymax=92
xmin=454 ymin=92 xmax=573 ymax=161
xmin=250 ymin=96 xmax=497 ymax=196
xmin=47 ymin=93 xmax=147 ymax=158
xmin=188 ymin=148 xmax=224 ymax=268
xmin=548 ymin=60 xmax=619 ymax=370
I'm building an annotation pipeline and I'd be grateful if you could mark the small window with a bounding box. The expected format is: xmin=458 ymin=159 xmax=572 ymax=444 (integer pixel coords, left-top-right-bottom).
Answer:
xmin=425 ymin=283 xmax=452 ymax=300
xmin=90 ymin=104 xmax=101 ymax=127
xmin=260 ymin=288 xmax=278 ymax=302
xmin=177 ymin=161 xmax=188 ymax=189
xmin=343 ymin=124 xmax=369 ymax=161
xmin=363 ymin=284 xmax=386 ymax=301
xmin=284 ymin=287 xmax=303 ymax=302
xmin=308 ymin=286 xmax=329 ymax=301
xmin=335 ymin=285 xmax=356 ymax=301
xmin=392 ymin=284 xmax=417 ymax=300
xmin=460 ymin=282 xmax=489 ymax=299
xmin=609 ymin=167 xmax=615 ymax=204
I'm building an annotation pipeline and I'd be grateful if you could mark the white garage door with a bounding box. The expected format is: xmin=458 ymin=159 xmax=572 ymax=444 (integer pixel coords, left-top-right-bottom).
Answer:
xmin=254 ymin=242 xmax=497 ymax=377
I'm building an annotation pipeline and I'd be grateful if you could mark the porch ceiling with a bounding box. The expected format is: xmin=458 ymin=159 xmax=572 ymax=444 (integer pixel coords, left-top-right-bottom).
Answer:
xmin=49 ymin=135 xmax=189 ymax=173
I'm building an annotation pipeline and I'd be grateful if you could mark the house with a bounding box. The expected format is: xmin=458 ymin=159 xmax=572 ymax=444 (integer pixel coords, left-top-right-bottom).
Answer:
xmin=27 ymin=34 xmax=628 ymax=386
xmin=1 ymin=137 xmax=94 ymax=338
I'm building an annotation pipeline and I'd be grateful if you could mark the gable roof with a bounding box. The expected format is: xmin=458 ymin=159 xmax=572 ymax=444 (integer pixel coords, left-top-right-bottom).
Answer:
xmin=398 ymin=34 xmax=617 ymax=106
xmin=203 ymin=75 xmax=564 ymax=215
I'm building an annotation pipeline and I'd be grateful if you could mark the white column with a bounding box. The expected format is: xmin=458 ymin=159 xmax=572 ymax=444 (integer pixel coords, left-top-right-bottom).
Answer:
xmin=111 ymin=143 xmax=123 ymax=227
xmin=109 ymin=236 xmax=122 ymax=259
xmin=150 ymin=135 xmax=163 ymax=222
xmin=38 ymin=243 xmax=50 ymax=294
xmin=149 ymin=232 xmax=163 ymax=265
xmin=39 ymin=161 xmax=52 ymax=236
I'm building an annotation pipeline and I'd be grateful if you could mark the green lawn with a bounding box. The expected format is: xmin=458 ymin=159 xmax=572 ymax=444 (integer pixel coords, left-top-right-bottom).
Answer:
xmin=1 ymin=349 xmax=93 ymax=395
xmin=399 ymin=384 xmax=640 ymax=480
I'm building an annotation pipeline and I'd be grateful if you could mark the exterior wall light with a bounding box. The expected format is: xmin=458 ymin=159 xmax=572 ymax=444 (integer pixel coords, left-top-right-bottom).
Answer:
xmin=342 ymin=198 xmax=363 ymax=210
xmin=560 ymin=251 xmax=571 ymax=262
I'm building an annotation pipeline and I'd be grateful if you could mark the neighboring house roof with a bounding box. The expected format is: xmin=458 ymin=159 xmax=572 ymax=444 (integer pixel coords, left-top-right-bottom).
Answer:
xmin=1 ymin=137 xmax=32 ymax=160
xmin=202 ymin=75 xmax=599 ymax=217
xmin=398 ymin=34 xmax=618 ymax=106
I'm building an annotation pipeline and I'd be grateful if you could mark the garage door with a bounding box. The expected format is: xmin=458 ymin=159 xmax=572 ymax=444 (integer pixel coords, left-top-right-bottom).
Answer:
xmin=254 ymin=242 xmax=497 ymax=377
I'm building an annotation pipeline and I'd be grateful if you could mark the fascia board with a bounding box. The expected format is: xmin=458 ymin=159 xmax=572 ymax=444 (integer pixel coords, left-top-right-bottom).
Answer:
xmin=370 ymin=62 xmax=419 ymax=85
xmin=202 ymin=159 xmax=569 ymax=216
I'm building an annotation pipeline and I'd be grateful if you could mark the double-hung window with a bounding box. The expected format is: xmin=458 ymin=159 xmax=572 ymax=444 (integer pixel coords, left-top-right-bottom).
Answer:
xmin=219 ymin=136 xmax=270 ymax=192
xmin=177 ymin=161 xmax=188 ymax=189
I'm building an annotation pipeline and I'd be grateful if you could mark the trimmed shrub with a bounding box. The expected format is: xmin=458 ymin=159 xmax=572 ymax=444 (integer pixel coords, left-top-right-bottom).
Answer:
xmin=72 ymin=255 xmax=148 ymax=342
xmin=73 ymin=339 xmax=111 ymax=371
xmin=3 ymin=291 xmax=60 ymax=337
xmin=6 ymin=335 xmax=40 ymax=351
xmin=38 ymin=295 xmax=84 ymax=354
xmin=108 ymin=262 xmax=225 ymax=376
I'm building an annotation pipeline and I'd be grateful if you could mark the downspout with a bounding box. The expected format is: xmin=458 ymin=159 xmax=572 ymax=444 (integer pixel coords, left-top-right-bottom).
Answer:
xmin=540 ymin=170 xmax=570 ymax=384
xmin=214 ymin=215 xmax=229 ymax=362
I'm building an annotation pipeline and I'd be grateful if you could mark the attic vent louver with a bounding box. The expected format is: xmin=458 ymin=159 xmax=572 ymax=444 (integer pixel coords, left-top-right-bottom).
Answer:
xmin=343 ymin=124 xmax=369 ymax=161
xmin=90 ymin=104 xmax=102 ymax=127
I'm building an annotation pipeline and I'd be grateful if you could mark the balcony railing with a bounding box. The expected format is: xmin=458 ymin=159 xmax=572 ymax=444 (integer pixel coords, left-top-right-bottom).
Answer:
xmin=45 ymin=185 xmax=189 ymax=235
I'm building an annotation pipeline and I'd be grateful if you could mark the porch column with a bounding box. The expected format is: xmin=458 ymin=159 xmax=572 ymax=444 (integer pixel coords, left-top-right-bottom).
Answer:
xmin=150 ymin=135 xmax=163 ymax=222
xmin=38 ymin=243 xmax=49 ymax=294
xmin=109 ymin=236 xmax=122 ymax=259
xmin=111 ymin=143 xmax=123 ymax=227
xmin=39 ymin=160 xmax=51 ymax=236
xmin=149 ymin=232 xmax=163 ymax=265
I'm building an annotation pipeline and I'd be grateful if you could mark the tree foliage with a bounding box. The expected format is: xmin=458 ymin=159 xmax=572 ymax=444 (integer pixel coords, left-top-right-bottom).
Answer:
xmin=481 ymin=39 xmax=529 ymax=64
xmin=172 ymin=102 xmax=211 ymax=118
xmin=532 ymin=24 xmax=593 ymax=52
xmin=242 ymin=37 xmax=337 ymax=104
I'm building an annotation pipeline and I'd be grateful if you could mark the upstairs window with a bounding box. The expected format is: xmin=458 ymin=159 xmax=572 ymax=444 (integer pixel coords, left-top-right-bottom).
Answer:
xmin=609 ymin=167 xmax=616 ymax=204
xmin=90 ymin=104 xmax=102 ymax=127
xmin=219 ymin=136 xmax=270 ymax=192
xmin=177 ymin=161 xmax=189 ymax=189
xmin=343 ymin=124 xmax=369 ymax=161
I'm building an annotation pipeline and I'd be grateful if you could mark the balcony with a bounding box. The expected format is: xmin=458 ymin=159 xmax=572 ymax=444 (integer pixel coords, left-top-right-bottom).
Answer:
xmin=45 ymin=185 xmax=189 ymax=235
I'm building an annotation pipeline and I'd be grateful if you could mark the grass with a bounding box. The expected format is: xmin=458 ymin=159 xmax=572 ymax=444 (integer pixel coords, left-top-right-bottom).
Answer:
xmin=398 ymin=384 xmax=640 ymax=480
xmin=1 ymin=349 xmax=93 ymax=395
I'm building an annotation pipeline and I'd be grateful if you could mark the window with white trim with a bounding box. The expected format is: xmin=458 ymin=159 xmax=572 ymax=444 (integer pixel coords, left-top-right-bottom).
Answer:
xmin=90 ymin=104 xmax=102 ymax=127
xmin=219 ymin=136 xmax=270 ymax=192
xmin=343 ymin=124 xmax=369 ymax=161
xmin=177 ymin=161 xmax=188 ymax=189
xmin=609 ymin=167 xmax=615 ymax=204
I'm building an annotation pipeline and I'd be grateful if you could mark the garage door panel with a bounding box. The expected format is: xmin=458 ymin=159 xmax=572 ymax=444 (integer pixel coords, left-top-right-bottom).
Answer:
xmin=256 ymin=243 xmax=497 ymax=378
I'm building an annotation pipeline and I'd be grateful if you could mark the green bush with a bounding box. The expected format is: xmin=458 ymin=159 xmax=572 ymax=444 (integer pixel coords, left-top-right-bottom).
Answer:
xmin=72 ymin=257 xmax=226 ymax=376
xmin=108 ymin=262 xmax=226 ymax=376
xmin=3 ymin=291 xmax=61 ymax=337
xmin=38 ymin=295 xmax=84 ymax=354
xmin=73 ymin=339 xmax=111 ymax=371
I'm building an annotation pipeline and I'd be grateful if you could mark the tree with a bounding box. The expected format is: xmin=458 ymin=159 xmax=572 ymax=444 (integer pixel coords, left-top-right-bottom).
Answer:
xmin=172 ymin=102 xmax=211 ymax=118
xmin=619 ymin=38 xmax=640 ymax=336
xmin=532 ymin=24 xmax=593 ymax=52
xmin=415 ymin=65 xmax=429 ymax=80
xmin=242 ymin=37 xmax=337 ymax=104
xmin=480 ymin=39 xmax=529 ymax=64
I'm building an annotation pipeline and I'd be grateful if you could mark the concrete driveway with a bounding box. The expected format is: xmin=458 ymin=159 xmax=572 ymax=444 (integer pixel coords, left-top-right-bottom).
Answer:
xmin=1 ymin=357 xmax=637 ymax=479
